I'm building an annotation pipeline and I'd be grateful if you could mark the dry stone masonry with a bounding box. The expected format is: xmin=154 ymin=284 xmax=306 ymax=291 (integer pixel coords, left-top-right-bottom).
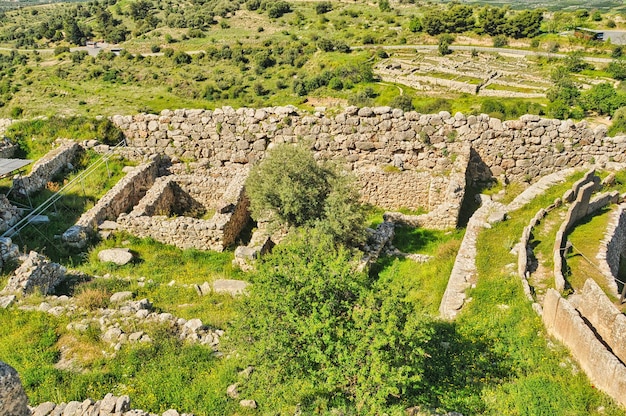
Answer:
xmin=117 ymin=166 xmax=250 ymax=251
xmin=597 ymin=202 xmax=626 ymax=296
xmin=13 ymin=139 xmax=81 ymax=197
xmin=63 ymin=157 xmax=160 ymax=248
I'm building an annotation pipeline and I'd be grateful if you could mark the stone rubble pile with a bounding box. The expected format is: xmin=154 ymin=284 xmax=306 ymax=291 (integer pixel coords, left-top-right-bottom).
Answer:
xmin=1 ymin=251 xmax=66 ymax=295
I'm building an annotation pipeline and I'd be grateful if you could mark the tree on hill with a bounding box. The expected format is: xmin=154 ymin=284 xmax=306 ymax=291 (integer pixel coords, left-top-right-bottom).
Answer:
xmin=477 ymin=6 xmax=507 ymax=36
xmin=245 ymin=144 xmax=366 ymax=246
xmin=506 ymin=9 xmax=543 ymax=38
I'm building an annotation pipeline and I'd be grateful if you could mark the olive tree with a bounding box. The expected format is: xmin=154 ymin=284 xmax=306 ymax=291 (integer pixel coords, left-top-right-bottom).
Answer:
xmin=245 ymin=144 xmax=366 ymax=246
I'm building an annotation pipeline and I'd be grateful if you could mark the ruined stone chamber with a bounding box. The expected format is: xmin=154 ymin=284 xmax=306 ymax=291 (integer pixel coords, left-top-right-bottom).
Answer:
xmin=110 ymin=106 xmax=478 ymax=235
xmin=117 ymin=165 xmax=250 ymax=252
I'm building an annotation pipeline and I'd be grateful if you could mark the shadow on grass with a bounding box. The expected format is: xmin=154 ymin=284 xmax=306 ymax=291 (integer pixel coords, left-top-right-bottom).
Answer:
xmin=393 ymin=227 xmax=445 ymax=254
xmin=416 ymin=320 xmax=512 ymax=413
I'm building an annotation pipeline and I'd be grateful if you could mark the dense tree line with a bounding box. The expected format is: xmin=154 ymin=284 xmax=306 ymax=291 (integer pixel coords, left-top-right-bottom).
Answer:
xmin=420 ymin=4 xmax=543 ymax=38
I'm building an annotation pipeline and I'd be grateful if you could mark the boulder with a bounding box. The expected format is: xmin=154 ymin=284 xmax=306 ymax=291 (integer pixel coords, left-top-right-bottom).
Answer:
xmin=0 ymin=361 xmax=30 ymax=416
xmin=98 ymin=248 xmax=133 ymax=266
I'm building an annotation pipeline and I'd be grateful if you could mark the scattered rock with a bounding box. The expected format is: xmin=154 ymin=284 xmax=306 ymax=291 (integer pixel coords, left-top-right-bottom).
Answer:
xmin=0 ymin=295 xmax=15 ymax=309
xmin=240 ymin=399 xmax=258 ymax=409
xmin=212 ymin=279 xmax=249 ymax=296
xmin=227 ymin=383 xmax=239 ymax=399
xmin=98 ymin=248 xmax=133 ymax=266
xmin=110 ymin=291 xmax=133 ymax=303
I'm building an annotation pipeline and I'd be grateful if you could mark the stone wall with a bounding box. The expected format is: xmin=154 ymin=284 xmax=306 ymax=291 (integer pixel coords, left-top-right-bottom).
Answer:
xmin=110 ymin=108 xmax=626 ymax=187
xmin=597 ymin=203 xmax=626 ymax=295
xmin=12 ymin=140 xmax=81 ymax=197
xmin=577 ymin=278 xmax=626 ymax=364
xmin=543 ymin=288 xmax=626 ymax=408
xmin=552 ymin=171 xmax=620 ymax=292
xmin=0 ymin=137 xmax=18 ymax=159
xmin=117 ymin=169 xmax=249 ymax=252
xmin=1 ymin=251 xmax=66 ymax=295
xmin=518 ymin=207 xmax=549 ymax=302
xmin=0 ymin=194 xmax=20 ymax=234
xmin=382 ymin=143 xmax=470 ymax=229
xmin=62 ymin=157 xmax=160 ymax=248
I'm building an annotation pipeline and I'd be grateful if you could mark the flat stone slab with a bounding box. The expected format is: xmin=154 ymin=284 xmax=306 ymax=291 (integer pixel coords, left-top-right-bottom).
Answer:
xmin=30 ymin=215 xmax=49 ymax=224
xmin=212 ymin=279 xmax=249 ymax=296
xmin=0 ymin=295 xmax=15 ymax=309
xmin=98 ymin=248 xmax=133 ymax=265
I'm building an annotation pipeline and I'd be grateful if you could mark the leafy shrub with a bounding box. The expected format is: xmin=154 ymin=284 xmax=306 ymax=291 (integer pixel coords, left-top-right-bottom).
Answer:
xmin=390 ymin=94 xmax=414 ymax=112
xmin=172 ymin=51 xmax=192 ymax=65
xmin=409 ymin=17 xmax=422 ymax=33
xmin=54 ymin=46 xmax=70 ymax=56
xmin=230 ymin=229 xmax=433 ymax=414
xmin=245 ymin=144 xmax=365 ymax=245
xmin=492 ymin=35 xmax=508 ymax=48
xmin=315 ymin=1 xmax=332 ymax=14
xmin=267 ymin=1 xmax=291 ymax=18
xmin=609 ymin=106 xmax=626 ymax=136
xmin=328 ymin=77 xmax=343 ymax=90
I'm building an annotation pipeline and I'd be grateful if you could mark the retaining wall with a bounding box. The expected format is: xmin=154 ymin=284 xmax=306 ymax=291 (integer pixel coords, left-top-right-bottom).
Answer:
xmin=577 ymin=278 xmax=626 ymax=364
xmin=552 ymin=171 xmax=620 ymax=292
xmin=110 ymin=108 xmax=626 ymax=186
xmin=543 ymin=288 xmax=626 ymax=408
xmin=597 ymin=203 xmax=626 ymax=295
xmin=13 ymin=140 xmax=81 ymax=197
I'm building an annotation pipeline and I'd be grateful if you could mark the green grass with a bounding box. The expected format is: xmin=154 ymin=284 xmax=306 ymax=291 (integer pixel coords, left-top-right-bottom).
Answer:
xmin=566 ymin=207 xmax=613 ymax=295
xmin=10 ymin=150 xmax=131 ymax=263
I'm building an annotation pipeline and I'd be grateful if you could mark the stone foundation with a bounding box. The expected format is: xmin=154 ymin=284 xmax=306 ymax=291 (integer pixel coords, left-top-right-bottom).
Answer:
xmin=62 ymin=157 xmax=160 ymax=248
xmin=117 ymin=167 xmax=250 ymax=252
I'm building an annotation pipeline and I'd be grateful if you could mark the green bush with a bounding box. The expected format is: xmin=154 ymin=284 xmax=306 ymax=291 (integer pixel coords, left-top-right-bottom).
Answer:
xmin=492 ymin=35 xmax=508 ymax=48
xmin=315 ymin=1 xmax=332 ymax=14
xmin=245 ymin=144 xmax=365 ymax=246
xmin=390 ymin=94 xmax=414 ymax=112
xmin=230 ymin=229 xmax=433 ymax=414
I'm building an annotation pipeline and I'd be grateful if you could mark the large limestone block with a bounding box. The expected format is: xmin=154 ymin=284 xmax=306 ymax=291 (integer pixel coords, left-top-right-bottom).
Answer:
xmin=0 ymin=361 xmax=30 ymax=416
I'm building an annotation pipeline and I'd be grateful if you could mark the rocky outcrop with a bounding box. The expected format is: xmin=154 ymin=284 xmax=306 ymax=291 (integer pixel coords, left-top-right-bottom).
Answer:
xmin=12 ymin=140 xmax=81 ymax=197
xmin=0 ymin=361 xmax=30 ymax=416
